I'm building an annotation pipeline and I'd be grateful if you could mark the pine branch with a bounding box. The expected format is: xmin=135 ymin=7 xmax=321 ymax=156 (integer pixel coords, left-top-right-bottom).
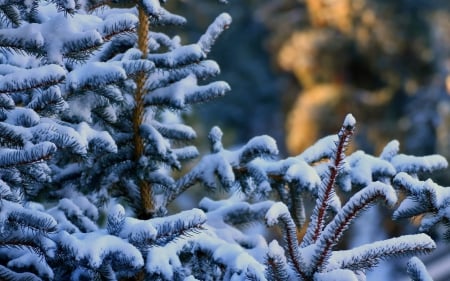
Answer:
xmin=197 ymin=13 xmax=232 ymax=54
xmin=310 ymin=182 xmax=397 ymax=273
xmin=265 ymin=202 xmax=307 ymax=280
xmin=0 ymin=65 xmax=65 ymax=94
xmin=0 ymin=264 xmax=40 ymax=281
xmin=145 ymin=60 xmax=221 ymax=92
xmin=66 ymin=62 xmax=126 ymax=91
xmin=118 ymin=208 xmax=206 ymax=249
xmin=289 ymin=186 xmax=306 ymax=228
xmin=57 ymin=230 xmax=144 ymax=271
xmin=0 ymin=5 xmax=21 ymax=27
xmin=392 ymin=172 xmax=450 ymax=233
xmin=265 ymin=241 xmax=290 ymax=281
xmin=302 ymin=114 xmax=355 ymax=247
xmin=169 ymin=129 xmax=278 ymax=204
xmin=61 ymin=31 xmax=103 ymax=62
xmin=147 ymin=44 xmax=205 ymax=68
xmin=0 ymin=29 xmax=44 ymax=56
xmin=330 ymin=234 xmax=435 ymax=272
xmin=391 ymin=154 xmax=448 ymax=175
xmin=0 ymin=142 xmax=56 ymax=168
xmin=100 ymin=14 xmax=137 ymax=41
xmin=0 ymin=122 xmax=28 ymax=147
xmin=27 ymin=86 xmax=68 ymax=115
xmin=407 ymin=257 xmax=433 ymax=281
xmin=199 ymin=198 xmax=273 ymax=228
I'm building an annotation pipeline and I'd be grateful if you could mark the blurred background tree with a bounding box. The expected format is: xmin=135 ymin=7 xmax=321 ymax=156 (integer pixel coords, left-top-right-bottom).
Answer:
xmin=165 ymin=0 xmax=286 ymax=152
xmin=259 ymin=0 xmax=450 ymax=158
xmin=169 ymin=0 xmax=450 ymax=161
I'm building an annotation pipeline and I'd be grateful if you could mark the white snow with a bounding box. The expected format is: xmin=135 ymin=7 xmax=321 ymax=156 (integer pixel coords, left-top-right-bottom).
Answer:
xmin=141 ymin=0 xmax=161 ymax=16
xmin=76 ymin=122 xmax=117 ymax=153
xmin=300 ymin=135 xmax=339 ymax=163
xmin=146 ymin=245 xmax=181 ymax=279
xmin=57 ymin=230 xmax=144 ymax=269
xmin=239 ymin=135 xmax=278 ymax=162
xmin=198 ymin=13 xmax=232 ymax=54
xmin=343 ymin=113 xmax=356 ymax=128
xmin=284 ymin=160 xmax=321 ymax=190
xmin=380 ymin=140 xmax=400 ymax=161
xmin=267 ymin=240 xmax=286 ymax=261
xmin=146 ymin=74 xmax=197 ymax=108
xmin=347 ymin=150 xmax=396 ymax=186
xmin=407 ymin=257 xmax=433 ymax=281
xmin=148 ymin=44 xmax=204 ymax=67
xmin=265 ymin=202 xmax=289 ymax=226
xmin=0 ymin=64 xmax=66 ymax=93
xmin=328 ymin=233 xmax=436 ymax=272
xmin=66 ymin=62 xmax=126 ymax=90
xmin=7 ymin=252 xmax=54 ymax=279
xmin=391 ymin=154 xmax=448 ymax=173
xmin=314 ymin=269 xmax=358 ymax=281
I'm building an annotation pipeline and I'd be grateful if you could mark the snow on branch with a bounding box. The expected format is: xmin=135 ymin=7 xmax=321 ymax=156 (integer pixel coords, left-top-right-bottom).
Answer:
xmin=32 ymin=121 xmax=88 ymax=155
xmin=47 ymin=197 xmax=98 ymax=233
xmin=66 ymin=62 xmax=126 ymax=91
xmin=407 ymin=256 xmax=433 ymax=281
xmin=302 ymin=114 xmax=355 ymax=247
xmin=347 ymin=150 xmax=396 ymax=187
xmin=145 ymin=60 xmax=221 ymax=92
xmin=201 ymin=197 xmax=273 ymax=228
xmin=111 ymin=207 xmax=206 ymax=249
xmin=99 ymin=13 xmax=138 ymax=41
xmin=393 ymin=172 xmax=450 ymax=234
xmin=57 ymin=230 xmax=144 ymax=270
xmin=391 ymin=154 xmax=448 ymax=175
xmin=0 ymin=199 xmax=57 ymax=234
xmin=171 ymin=127 xmax=278 ymax=201
xmin=140 ymin=0 xmax=162 ymax=18
xmin=145 ymin=75 xmax=230 ymax=109
xmin=0 ymin=142 xmax=56 ymax=168
xmin=380 ymin=140 xmax=400 ymax=161
xmin=0 ymin=65 xmax=65 ymax=94
xmin=265 ymin=240 xmax=290 ymax=281
xmin=197 ymin=13 xmax=232 ymax=54
xmin=61 ymin=30 xmax=103 ymax=61
xmin=27 ymin=86 xmax=68 ymax=116
xmin=328 ymin=234 xmax=435 ymax=273
xmin=265 ymin=202 xmax=307 ymax=280
xmin=311 ymin=182 xmax=397 ymax=272
xmin=0 ymin=264 xmax=41 ymax=281
xmin=147 ymin=44 xmax=205 ymax=68
xmin=0 ymin=26 xmax=44 ymax=55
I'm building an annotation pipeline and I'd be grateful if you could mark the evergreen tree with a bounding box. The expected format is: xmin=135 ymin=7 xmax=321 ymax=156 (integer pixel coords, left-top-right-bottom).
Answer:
xmin=0 ymin=1 xmax=448 ymax=280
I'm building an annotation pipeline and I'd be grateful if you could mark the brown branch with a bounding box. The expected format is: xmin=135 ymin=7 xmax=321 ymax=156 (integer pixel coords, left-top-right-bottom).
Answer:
xmin=276 ymin=213 xmax=307 ymax=280
xmin=305 ymin=120 xmax=354 ymax=246
xmin=134 ymin=4 xmax=154 ymax=219
xmin=312 ymin=183 xmax=395 ymax=272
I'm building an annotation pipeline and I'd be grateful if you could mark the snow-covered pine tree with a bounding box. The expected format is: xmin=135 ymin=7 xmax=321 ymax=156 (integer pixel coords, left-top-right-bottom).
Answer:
xmin=0 ymin=1 xmax=447 ymax=281
xmin=0 ymin=0 xmax=235 ymax=280
xmin=195 ymin=114 xmax=441 ymax=280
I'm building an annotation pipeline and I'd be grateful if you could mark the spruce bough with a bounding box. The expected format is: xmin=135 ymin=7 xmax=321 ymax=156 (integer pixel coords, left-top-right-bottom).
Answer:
xmin=0 ymin=1 xmax=447 ymax=280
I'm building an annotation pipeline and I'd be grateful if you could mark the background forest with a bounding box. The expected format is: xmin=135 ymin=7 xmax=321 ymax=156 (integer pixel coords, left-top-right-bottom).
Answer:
xmin=171 ymin=0 xmax=450 ymax=157
xmin=168 ymin=0 xmax=450 ymax=280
